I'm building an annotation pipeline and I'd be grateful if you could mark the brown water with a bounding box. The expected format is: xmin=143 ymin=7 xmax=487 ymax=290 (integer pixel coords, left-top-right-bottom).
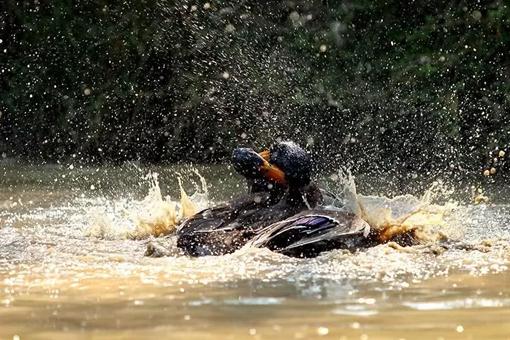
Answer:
xmin=1 ymin=163 xmax=509 ymax=339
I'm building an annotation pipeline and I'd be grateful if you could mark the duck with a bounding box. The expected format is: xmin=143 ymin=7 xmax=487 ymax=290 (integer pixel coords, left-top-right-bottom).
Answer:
xmin=176 ymin=141 xmax=322 ymax=256
xmin=174 ymin=141 xmax=418 ymax=258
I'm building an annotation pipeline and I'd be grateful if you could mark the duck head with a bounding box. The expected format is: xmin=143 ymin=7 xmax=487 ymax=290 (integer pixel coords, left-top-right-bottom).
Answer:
xmin=232 ymin=141 xmax=320 ymax=207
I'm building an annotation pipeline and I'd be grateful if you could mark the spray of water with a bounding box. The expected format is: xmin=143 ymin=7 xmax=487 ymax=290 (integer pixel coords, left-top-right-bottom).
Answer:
xmin=327 ymin=169 xmax=462 ymax=243
xmin=85 ymin=171 xmax=209 ymax=240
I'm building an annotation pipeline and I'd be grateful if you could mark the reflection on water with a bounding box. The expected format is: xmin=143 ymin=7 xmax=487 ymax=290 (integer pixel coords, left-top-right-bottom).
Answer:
xmin=1 ymin=163 xmax=509 ymax=339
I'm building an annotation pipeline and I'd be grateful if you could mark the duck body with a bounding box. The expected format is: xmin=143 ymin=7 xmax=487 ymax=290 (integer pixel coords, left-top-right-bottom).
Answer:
xmin=176 ymin=193 xmax=288 ymax=256
xmin=176 ymin=186 xmax=319 ymax=256
xmin=176 ymin=202 xmax=418 ymax=258
xmin=176 ymin=204 xmax=419 ymax=258
xmin=248 ymin=209 xmax=377 ymax=257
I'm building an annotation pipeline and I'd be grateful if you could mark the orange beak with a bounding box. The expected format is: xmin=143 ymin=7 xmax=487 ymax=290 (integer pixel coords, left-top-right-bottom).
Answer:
xmin=258 ymin=150 xmax=270 ymax=161
xmin=258 ymin=150 xmax=287 ymax=186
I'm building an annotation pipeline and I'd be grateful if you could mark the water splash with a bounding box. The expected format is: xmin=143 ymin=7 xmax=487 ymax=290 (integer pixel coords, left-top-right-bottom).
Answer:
xmin=86 ymin=171 xmax=209 ymax=240
xmin=327 ymin=170 xmax=461 ymax=242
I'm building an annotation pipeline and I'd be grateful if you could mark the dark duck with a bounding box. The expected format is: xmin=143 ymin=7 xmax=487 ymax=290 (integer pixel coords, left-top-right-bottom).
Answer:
xmin=175 ymin=141 xmax=418 ymax=258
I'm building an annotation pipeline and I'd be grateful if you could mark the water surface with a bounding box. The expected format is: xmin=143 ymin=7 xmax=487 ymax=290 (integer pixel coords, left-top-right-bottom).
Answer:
xmin=1 ymin=163 xmax=509 ymax=339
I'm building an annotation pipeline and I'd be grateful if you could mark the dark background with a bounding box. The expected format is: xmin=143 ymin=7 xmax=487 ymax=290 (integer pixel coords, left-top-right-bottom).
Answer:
xmin=1 ymin=0 xmax=509 ymax=179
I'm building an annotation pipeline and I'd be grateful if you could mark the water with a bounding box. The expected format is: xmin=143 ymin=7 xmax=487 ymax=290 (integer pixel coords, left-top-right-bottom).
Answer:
xmin=1 ymin=163 xmax=510 ymax=339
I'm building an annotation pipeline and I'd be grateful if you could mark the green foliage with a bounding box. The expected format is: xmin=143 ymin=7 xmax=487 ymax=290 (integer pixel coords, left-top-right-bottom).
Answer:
xmin=1 ymin=0 xmax=509 ymax=178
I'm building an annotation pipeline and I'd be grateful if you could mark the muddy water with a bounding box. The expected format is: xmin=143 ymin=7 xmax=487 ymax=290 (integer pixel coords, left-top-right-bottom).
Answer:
xmin=1 ymin=163 xmax=509 ymax=339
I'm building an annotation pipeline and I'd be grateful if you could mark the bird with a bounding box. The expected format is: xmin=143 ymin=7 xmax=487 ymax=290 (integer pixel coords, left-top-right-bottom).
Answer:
xmin=175 ymin=141 xmax=418 ymax=257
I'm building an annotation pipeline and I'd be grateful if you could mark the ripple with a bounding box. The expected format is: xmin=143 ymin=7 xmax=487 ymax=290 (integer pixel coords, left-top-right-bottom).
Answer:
xmin=403 ymin=298 xmax=510 ymax=310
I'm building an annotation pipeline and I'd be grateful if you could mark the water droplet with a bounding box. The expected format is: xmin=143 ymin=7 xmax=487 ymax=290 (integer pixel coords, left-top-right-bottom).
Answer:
xmin=225 ymin=24 xmax=235 ymax=33
xmin=317 ymin=327 xmax=329 ymax=336
xmin=289 ymin=11 xmax=300 ymax=22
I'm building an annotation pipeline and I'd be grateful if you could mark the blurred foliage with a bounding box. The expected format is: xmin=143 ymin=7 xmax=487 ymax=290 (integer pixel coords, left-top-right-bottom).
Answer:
xmin=0 ymin=0 xmax=509 ymax=178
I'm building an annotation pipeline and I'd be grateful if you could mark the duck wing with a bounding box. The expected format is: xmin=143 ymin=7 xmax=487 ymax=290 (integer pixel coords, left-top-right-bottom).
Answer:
xmin=176 ymin=192 xmax=299 ymax=256
xmin=177 ymin=205 xmax=233 ymax=233
xmin=177 ymin=191 xmax=273 ymax=234
xmin=249 ymin=210 xmax=375 ymax=257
